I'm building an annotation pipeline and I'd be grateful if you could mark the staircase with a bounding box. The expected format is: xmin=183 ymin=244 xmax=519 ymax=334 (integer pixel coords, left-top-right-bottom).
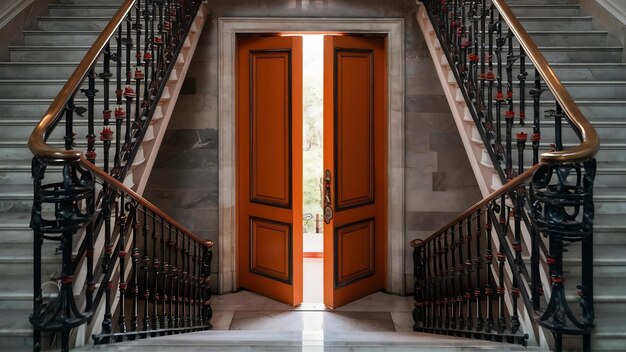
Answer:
xmin=0 ymin=0 xmax=209 ymax=348
xmin=418 ymin=0 xmax=626 ymax=350
xmin=505 ymin=1 xmax=626 ymax=350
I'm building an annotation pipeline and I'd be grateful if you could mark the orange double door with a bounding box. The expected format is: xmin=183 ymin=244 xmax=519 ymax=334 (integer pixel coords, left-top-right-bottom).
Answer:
xmin=236 ymin=34 xmax=387 ymax=308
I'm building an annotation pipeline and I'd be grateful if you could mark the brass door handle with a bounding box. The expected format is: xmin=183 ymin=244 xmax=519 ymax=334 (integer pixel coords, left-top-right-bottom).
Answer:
xmin=323 ymin=169 xmax=333 ymax=224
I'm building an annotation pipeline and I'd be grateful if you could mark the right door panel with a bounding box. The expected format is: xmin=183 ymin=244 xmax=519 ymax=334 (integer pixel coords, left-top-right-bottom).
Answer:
xmin=323 ymin=35 xmax=387 ymax=309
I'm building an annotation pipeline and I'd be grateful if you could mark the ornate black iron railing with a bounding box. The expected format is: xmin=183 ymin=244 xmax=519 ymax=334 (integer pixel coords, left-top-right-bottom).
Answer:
xmin=28 ymin=0 xmax=211 ymax=351
xmin=413 ymin=0 xmax=599 ymax=351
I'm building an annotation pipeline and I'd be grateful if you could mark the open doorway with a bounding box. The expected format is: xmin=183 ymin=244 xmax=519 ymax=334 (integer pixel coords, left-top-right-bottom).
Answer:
xmin=235 ymin=32 xmax=388 ymax=308
xmin=302 ymin=35 xmax=324 ymax=306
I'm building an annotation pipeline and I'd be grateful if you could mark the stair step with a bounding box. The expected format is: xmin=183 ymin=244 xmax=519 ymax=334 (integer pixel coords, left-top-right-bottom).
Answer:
xmin=23 ymin=30 xmax=101 ymax=46
xmin=0 ymin=98 xmax=132 ymax=117
xmin=593 ymin=188 xmax=626 ymax=215
xmin=0 ymin=184 xmax=32 ymax=213
xmin=0 ymin=79 xmax=120 ymax=99
xmin=508 ymin=4 xmax=581 ymax=17
xmin=511 ymin=16 xmax=594 ymax=31
xmin=524 ymin=30 xmax=611 ymax=46
xmin=48 ymin=4 xmax=121 ymax=17
xmin=9 ymin=45 xmax=91 ymax=62
xmin=36 ymin=16 xmax=111 ymax=31
xmin=60 ymin=0 xmax=123 ymax=3
xmin=0 ymin=212 xmax=33 ymax=243
xmin=0 ymin=310 xmax=33 ymax=348
xmin=74 ymin=330 xmax=546 ymax=351
xmin=534 ymin=63 xmax=626 ymax=81
xmin=523 ymin=46 xmax=624 ymax=63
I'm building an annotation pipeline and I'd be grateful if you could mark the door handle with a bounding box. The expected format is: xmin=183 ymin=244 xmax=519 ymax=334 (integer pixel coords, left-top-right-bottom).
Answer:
xmin=323 ymin=169 xmax=333 ymax=224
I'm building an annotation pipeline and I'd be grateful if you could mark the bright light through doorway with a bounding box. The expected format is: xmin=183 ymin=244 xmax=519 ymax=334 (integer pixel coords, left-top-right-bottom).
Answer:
xmin=302 ymin=35 xmax=324 ymax=305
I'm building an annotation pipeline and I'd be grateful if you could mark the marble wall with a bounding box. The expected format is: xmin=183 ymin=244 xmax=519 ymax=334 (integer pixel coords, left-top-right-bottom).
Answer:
xmin=143 ymin=0 xmax=482 ymax=294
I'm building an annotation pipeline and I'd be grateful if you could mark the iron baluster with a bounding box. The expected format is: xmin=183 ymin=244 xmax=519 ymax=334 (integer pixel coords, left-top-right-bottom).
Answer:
xmin=142 ymin=208 xmax=151 ymax=335
xmin=505 ymin=30 xmax=515 ymax=179
xmin=64 ymin=99 xmax=75 ymax=151
xmin=518 ymin=47 xmax=527 ymax=127
xmin=413 ymin=243 xmax=424 ymax=330
xmin=117 ymin=201 xmax=128 ymax=340
xmin=494 ymin=14 xmax=504 ymax=157
xmin=437 ymin=236 xmax=444 ymax=329
xmin=465 ymin=217 xmax=473 ymax=334
xmin=474 ymin=210 xmax=483 ymax=333
xmin=130 ymin=202 xmax=140 ymax=336
xmin=484 ymin=211 xmax=494 ymax=334
xmin=456 ymin=222 xmax=465 ymax=333
xmin=443 ymin=230 xmax=450 ymax=330
xmin=530 ymin=69 xmax=542 ymax=165
xmin=555 ymin=104 xmax=564 ymax=151
xmin=449 ymin=227 xmax=456 ymax=333
xmin=168 ymin=226 xmax=174 ymax=331
xmin=201 ymin=241 xmax=213 ymax=327
xmin=114 ymin=26 xmax=124 ymax=171
xmin=160 ymin=219 xmax=168 ymax=335
xmin=485 ymin=5 xmax=495 ymax=133
xmin=496 ymin=195 xmax=507 ymax=336
xmin=151 ymin=214 xmax=160 ymax=334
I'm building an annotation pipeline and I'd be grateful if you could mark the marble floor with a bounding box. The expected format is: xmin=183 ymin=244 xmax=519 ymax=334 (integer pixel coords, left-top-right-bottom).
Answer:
xmin=81 ymin=291 xmax=547 ymax=351
xmin=211 ymin=290 xmax=415 ymax=333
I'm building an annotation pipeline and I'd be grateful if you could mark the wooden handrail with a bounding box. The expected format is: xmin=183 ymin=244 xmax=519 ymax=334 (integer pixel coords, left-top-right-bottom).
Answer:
xmin=26 ymin=0 xmax=212 ymax=249
xmin=492 ymin=0 xmax=599 ymax=163
xmin=80 ymin=155 xmax=213 ymax=248
xmin=28 ymin=0 xmax=136 ymax=163
xmin=413 ymin=0 xmax=601 ymax=246
xmin=411 ymin=163 xmax=542 ymax=248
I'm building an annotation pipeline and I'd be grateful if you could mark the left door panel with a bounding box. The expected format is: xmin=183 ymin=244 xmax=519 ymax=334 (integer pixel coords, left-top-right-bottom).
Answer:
xmin=237 ymin=36 xmax=303 ymax=306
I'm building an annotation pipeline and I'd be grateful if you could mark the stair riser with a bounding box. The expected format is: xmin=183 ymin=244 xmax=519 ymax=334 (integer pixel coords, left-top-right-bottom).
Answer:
xmin=591 ymin=231 xmax=626 ymax=245
xmin=0 ymin=82 xmax=121 ymax=99
xmin=0 ymin=335 xmax=33 ymax=349
xmin=0 ymin=124 xmax=92 ymax=140
xmin=37 ymin=19 xmax=109 ymax=31
xmin=595 ymin=201 xmax=626 ymax=215
xmin=0 ymin=171 xmax=63 ymax=185
xmin=0 ymin=199 xmax=32 ymax=213
xmin=546 ymin=66 xmax=626 ymax=81
xmin=60 ymin=0 xmax=124 ymax=3
xmin=10 ymin=48 xmax=90 ymax=62
xmin=499 ymin=83 xmax=626 ymax=101
xmin=0 ymin=229 xmax=33 ymax=243
xmin=48 ymin=7 xmax=120 ymax=17
xmin=508 ymin=124 xmax=626 ymax=143
xmin=0 ymin=142 xmax=110 ymax=161
xmin=522 ymin=33 xmax=609 ymax=46
xmin=538 ymin=49 xmax=623 ymax=63
xmin=0 ymin=102 xmax=111 ymax=117
xmin=593 ymin=174 xmax=626 ymax=188
xmin=506 ymin=18 xmax=593 ymax=31
xmin=24 ymin=33 xmax=99 ymax=46
xmin=510 ymin=6 xmax=581 ymax=17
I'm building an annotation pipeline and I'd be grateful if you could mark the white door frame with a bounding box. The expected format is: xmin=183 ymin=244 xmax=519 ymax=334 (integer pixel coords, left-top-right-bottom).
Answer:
xmin=217 ymin=17 xmax=406 ymax=295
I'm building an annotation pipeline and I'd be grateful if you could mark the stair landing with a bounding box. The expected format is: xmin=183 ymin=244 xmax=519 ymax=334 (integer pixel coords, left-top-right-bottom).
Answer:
xmin=78 ymin=291 xmax=547 ymax=351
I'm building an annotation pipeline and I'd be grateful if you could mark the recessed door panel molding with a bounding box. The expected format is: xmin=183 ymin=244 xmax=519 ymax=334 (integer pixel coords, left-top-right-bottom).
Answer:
xmin=334 ymin=219 xmax=375 ymax=288
xmin=249 ymin=49 xmax=292 ymax=208
xmin=250 ymin=217 xmax=292 ymax=284
xmin=334 ymin=48 xmax=375 ymax=211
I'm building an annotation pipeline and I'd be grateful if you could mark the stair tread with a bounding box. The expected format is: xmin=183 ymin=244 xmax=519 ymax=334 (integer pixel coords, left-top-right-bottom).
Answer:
xmin=9 ymin=45 xmax=91 ymax=50
xmin=593 ymin=214 xmax=626 ymax=230
xmin=0 ymin=212 xmax=31 ymax=228
xmin=0 ymin=184 xmax=33 ymax=197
